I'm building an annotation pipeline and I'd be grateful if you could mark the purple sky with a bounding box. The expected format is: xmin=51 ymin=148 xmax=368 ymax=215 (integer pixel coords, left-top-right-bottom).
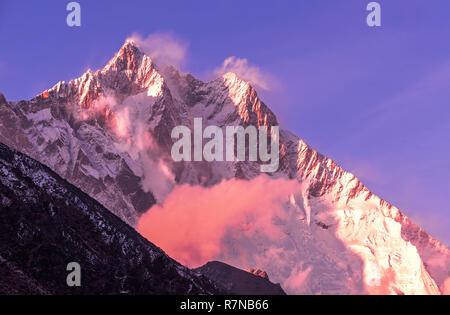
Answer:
xmin=0 ymin=0 xmax=449 ymax=244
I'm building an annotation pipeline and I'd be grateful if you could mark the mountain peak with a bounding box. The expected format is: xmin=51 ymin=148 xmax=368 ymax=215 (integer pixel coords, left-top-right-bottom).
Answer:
xmin=222 ymin=71 xmax=249 ymax=88
xmin=103 ymin=39 xmax=147 ymax=74
xmin=35 ymin=38 xmax=164 ymax=108
xmin=124 ymin=37 xmax=138 ymax=47
xmin=122 ymin=37 xmax=141 ymax=53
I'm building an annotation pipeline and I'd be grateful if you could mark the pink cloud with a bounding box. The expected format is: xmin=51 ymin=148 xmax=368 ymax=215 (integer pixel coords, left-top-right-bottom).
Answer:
xmin=284 ymin=266 xmax=313 ymax=294
xmin=137 ymin=175 xmax=301 ymax=268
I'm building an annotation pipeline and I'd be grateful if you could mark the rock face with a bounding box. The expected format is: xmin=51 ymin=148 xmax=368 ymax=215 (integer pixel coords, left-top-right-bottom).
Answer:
xmin=0 ymin=142 xmax=224 ymax=294
xmin=0 ymin=39 xmax=448 ymax=294
xmin=248 ymin=269 xmax=269 ymax=280
xmin=196 ymin=261 xmax=285 ymax=295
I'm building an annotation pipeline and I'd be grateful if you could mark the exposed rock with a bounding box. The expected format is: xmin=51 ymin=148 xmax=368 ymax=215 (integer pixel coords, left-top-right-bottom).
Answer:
xmin=196 ymin=261 xmax=285 ymax=295
xmin=248 ymin=268 xmax=269 ymax=280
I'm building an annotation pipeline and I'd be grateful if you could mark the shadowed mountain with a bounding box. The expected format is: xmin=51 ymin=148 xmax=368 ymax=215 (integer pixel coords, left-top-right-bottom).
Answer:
xmin=0 ymin=142 xmax=224 ymax=294
xmin=196 ymin=261 xmax=286 ymax=295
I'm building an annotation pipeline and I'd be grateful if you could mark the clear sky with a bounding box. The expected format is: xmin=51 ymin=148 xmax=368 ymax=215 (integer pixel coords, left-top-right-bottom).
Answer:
xmin=0 ymin=0 xmax=449 ymax=244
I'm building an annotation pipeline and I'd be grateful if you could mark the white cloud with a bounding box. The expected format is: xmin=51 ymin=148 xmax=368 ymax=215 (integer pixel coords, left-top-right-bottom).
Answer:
xmin=127 ymin=32 xmax=188 ymax=68
xmin=214 ymin=56 xmax=273 ymax=90
xmin=127 ymin=33 xmax=275 ymax=91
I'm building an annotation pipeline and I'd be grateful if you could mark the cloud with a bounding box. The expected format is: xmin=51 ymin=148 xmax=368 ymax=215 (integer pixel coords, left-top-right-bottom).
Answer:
xmin=137 ymin=175 xmax=302 ymax=269
xmin=108 ymin=95 xmax=175 ymax=202
xmin=74 ymin=91 xmax=175 ymax=203
xmin=75 ymin=93 xmax=117 ymax=121
xmin=127 ymin=32 xmax=188 ymax=68
xmin=136 ymin=176 xmax=367 ymax=294
xmin=214 ymin=56 xmax=273 ymax=90
xmin=366 ymin=268 xmax=398 ymax=295
xmin=283 ymin=266 xmax=313 ymax=294
xmin=127 ymin=33 xmax=275 ymax=91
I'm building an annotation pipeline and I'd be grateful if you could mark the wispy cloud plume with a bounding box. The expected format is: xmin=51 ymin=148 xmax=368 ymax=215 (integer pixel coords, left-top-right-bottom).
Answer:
xmin=75 ymin=92 xmax=175 ymax=203
xmin=214 ymin=56 xmax=273 ymax=90
xmin=128 ymin=32 xmax=188 ymax=68
xmin=137 ymin=176 xmax=301 ymax=267
xmin=108 ymin=94 xmax=175 ymax=202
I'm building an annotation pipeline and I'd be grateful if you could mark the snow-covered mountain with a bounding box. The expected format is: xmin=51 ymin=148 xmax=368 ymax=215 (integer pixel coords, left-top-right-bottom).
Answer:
xmin=0 ymin=39 xmax=448 ymax=294
xmin=0 ymin=142 xmax=224 ymax=294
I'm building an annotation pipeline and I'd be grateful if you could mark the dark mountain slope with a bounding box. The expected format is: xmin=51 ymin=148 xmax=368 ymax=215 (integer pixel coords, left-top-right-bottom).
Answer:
xmin=0 ymin=142 xmax=223 ymax=294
